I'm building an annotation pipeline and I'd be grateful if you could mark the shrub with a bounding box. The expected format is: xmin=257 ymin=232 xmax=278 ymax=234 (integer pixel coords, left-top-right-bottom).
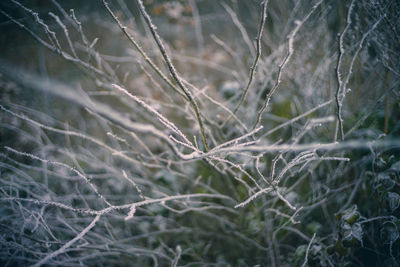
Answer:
xmin=0 ymin=0 xmax=399 ymax=265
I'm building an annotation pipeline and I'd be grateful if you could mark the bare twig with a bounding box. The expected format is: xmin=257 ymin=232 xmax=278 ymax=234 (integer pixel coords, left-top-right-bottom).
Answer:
xmin=32 ymin=214 xmax=101 ymax=267
xmin=254 ymin=0 xmax=323 ymax=128
xmin=228 ymin=0 xmax=269 ymax=119
xmin=301 ymin=233 xmax=317 ymax=267
xmin=134 ymin=0 xmax=210 ymax=151
xmin=334 ymin=0 xmax=355 ymax=141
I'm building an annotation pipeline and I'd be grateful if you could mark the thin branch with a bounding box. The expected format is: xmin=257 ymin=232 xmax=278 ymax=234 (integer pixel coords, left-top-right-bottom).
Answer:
xmin=334 ymin=0 xmax=355 ymax=141
xmin=337 ymin=14 xmax=383 ymax=140
xmin=222 ymin=2 xmax=256 ymax=57
xmin=254 ymin=0 xmax=323 ymax=128
xmin=101 ymin=0 xmax=185 ymax=98
xmin=32 ymin=214 xmax=101 ymax=267
xmin=228 ymin=0 xmax=269 ymax=120
xmin=301 ymin=233 xmax=317 ymax=267
xmin=133 ymin=0 xmax=210 ymax=151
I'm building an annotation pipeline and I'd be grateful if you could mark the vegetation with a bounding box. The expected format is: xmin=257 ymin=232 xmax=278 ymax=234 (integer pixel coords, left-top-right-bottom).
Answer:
xmin=0 ymin=0 xmax=399 ymax=266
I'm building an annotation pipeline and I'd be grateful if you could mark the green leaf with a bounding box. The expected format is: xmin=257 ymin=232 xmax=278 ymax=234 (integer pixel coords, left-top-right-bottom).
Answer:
xmin=342 ymin=222 xmax=363 ymax=247
xmin=341 ymin=205 xmax=361 ymax=225
xmin=380 ymin=221 xmax=399 ymax=244
xmin=375 ymin=173 xmax=395 ymax=191
xmin=387 ymin=192 xmax=400 ymax=212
